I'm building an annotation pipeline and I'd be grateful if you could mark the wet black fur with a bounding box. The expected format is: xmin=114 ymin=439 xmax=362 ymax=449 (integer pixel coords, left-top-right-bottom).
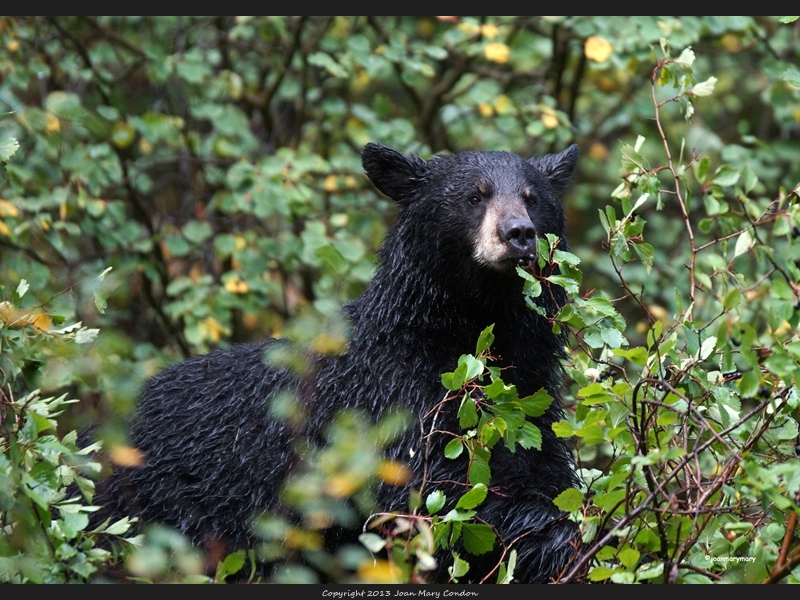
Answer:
xmin=94 ymin=143 xmax=581 ymax=583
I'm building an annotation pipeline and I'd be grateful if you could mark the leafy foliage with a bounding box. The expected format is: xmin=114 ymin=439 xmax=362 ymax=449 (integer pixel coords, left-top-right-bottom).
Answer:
xmin=1 ymin=16 xmax=799 ymax=583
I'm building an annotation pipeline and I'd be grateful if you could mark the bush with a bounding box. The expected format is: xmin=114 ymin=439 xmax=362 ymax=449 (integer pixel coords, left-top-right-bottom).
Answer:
xmin=0 ymin=16 xmax=798 ymax=583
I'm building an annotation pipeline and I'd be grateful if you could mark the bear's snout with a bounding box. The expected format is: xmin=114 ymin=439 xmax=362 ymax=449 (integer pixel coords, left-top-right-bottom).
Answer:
xmin=501 ymin=218 xmax=537 ymax=254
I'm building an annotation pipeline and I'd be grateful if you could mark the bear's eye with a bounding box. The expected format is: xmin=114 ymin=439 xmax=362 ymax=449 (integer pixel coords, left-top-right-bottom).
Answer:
xmin=468 ymin=194 xmax=482 ymax=206
xmin=523 ymin=189 xmax=536 ymax=204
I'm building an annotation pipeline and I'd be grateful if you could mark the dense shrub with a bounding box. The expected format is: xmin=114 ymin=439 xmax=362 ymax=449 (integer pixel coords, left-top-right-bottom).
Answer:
xmin=0 ymin=16 xmax=798 ymax=583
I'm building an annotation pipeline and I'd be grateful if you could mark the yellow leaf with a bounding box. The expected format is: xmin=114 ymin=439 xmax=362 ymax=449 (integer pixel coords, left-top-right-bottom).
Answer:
xmin=241 ymin=311 xmax=259 ymax=329
xmin=0 ymin=301 xmax=14 ymax=323
xmin=541 ymin=113 xmax=559 ymax=129
xmin=0 ymin=199 xmax=19 ymax=217
xmin=416 ymin=18 xmax=436 ymax=38
xmin=457 ymin=22 xmax=480 ymax=37
xmin=477 ymin=102 xmax=493 ymax=118
xmin=45 ymin=112 xmax=61 ymax=133
xmin=0 ymin=305 xmax=50 ymax=331
xmin=357 ymin=559 xmax=403 ymax=584
xmin=311 ymin=331 xmax=348 ymax=355
xmin=773 ymin=320 xmax=793 ymax=337
xmin=31 ymin=311 xmax=52 ymax=331
xmin=224 ymin=276 xmax=249 ymax=294
xmin=493 ymin=94 xmax=513 ymax=115
xmin=480 ymin=23 xmax=500 ymax=39
xmin=484 ymin=42 xmax=510 ymax=64
xmin=377 ymin=460 xmax=412 ymax=486
xmin=584 ymin=36 xmax=613 ymax=63
xmin=284 ymin=528 xmax=324 ymax=551
xmin=189 ymin=264 xmax=204 ymax=282
xmin=324 ymin=174 xmax=339 ymax=192
xmin=588 ymin=142 xmax=610 ymax=161
xmin=356 ymin=70 xmax=370 ymax=88
xmin=201 ymin=316 xmax=224 ymax=342
xmin=720 ymin=33 xmax=741 ymax=52
xmin=109 ymin=444 xmax=146 ymax=467
xmin=6 ymin=39 xmax=19 ymax=53
xmin=0 ymin=220 xmax=9 ymax=237
xmin=326 ymin=473 xmax=363 ymax=498
xmin=111 ymin=121 xmax=136 ymax=149
xmin=139 ymin=137 xmax=153 ymax=155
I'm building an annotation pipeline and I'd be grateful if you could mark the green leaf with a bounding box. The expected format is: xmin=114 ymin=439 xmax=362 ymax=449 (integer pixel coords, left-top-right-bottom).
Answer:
xmin=165 ymin=233 xmax=191 ymax=257
xmin=426 ymin=490 xmax=446 ymax=515
xmin=741 ymin=164 xmax=758 ymax=193
xmin=517 ymin=421 xmax=542 ymax=450
xmin=689 ymin=76 xmax=717 ymax=97
xmin=455 ymin=483 xmax=488 ymax=510
xmin=461 ymin=523 xmax=496 ymax=555
xmin=693 ymin=155 xmax=711 ymax=183
xmin=723 ymin=288 xmax=742 ymax=310
xmin=16 ymin=279 xmax=29 ymax=298
xmin=785 ymin=66 xmax=800 ymax=88
xmin=468 ymin=447 xmax=491 ymax=486
xmin=215 ymin=550 xmax=246 ymax=581
xmin=308 ymin=52 xmax=348 ymax=78
xmin=517 ymin=265 xmax=542 ymax=297
xmin=712 ymin=165 xmax=741 ymax=187
xmin=594 ymin=488 xmax=626 ymax=512
xmin=600 ymin=324 xmax=625 ymax=349
xmin=633 ymin=243 xmax=655 ymax=273
xmin=733 ymin=229 xmax=754 ymax=259
xmin=359 ymin=532 xmax=387 ymax=553
xmin=552 ymin=420 xmax=575 ymax=438
xmin=183 ymin=220 xmax=213 ymax=245
xmin=637 ymin=561 xmax=664 ymax=581
xmin=449 ymin=552 xmax=470 ymax=579
xmin=496 ymin=549 xmax=517 ymax=584
xmin=699 ymin=335 xmax=717 ymax=360
xmin=583 ymin=296 xmax=617 ymax=316
xmin=0 ymin=136 xmax=19 ymax=162
xmin=674 ymin=47 xmax=695 ymax=68
xmin=612 ymin=346 xmax=648 ymax=366
xmin=475 ymin=325 xmax=495 ymax=356
xmin=444 ymin=437 xmax=464 ymax=459
xmin=442 ymin=509 xmax=477 ymax=523
xmin=619 ymin=547 xmax=640 ymax=569
xmin=462 ymin=355 xmax=485 ymax=381
xmin=75 ymin=328 xmax=99 ymax=344
xmin=611 ymin=571 xmax=635 ymax=584
xmin=441 ymin=371 xmax=460 ymax=391
xmin=60 ymin=511 xmax=89 ymax=539
xmin=546 ymin=274 xmax=580 ymax=294
xmin=458 ymin=395 xmax=479 ymax=428
xmin=102 ymin=517 xmax=133 ymax=536
xmin=588 ymin=566 xmax=614 ymax=581
xmin=553 ymin=487 xmax=584 ymax=512
xmin=518 ymin=389 xmax=553 ymax=417
xmin=93 ymin=289 xmax=108 ymax=314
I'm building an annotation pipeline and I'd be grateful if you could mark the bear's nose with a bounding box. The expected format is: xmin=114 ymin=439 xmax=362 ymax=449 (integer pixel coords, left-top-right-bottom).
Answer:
xmin=502 ymin=218 xmax=536 ymax=252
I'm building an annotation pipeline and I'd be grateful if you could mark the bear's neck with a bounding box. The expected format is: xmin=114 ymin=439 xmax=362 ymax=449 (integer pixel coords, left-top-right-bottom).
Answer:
xmin=345 ymin=250 xmax=564 ymax=389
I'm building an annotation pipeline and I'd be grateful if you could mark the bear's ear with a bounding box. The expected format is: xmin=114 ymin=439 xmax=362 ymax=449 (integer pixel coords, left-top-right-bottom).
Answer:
xmin=529 ymin=144 xmax=580 ymax=196
xmin=362 ymin=143 xmax=428 ymax=203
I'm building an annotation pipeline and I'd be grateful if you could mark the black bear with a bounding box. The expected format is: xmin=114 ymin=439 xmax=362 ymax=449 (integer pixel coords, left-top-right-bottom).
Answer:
xmin=94 ymin=142 xmax=581 ymax=583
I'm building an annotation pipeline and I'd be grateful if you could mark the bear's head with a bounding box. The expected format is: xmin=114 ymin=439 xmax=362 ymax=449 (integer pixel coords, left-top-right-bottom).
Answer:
xmin=362 ymin=143 xmax=579 ymax=276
